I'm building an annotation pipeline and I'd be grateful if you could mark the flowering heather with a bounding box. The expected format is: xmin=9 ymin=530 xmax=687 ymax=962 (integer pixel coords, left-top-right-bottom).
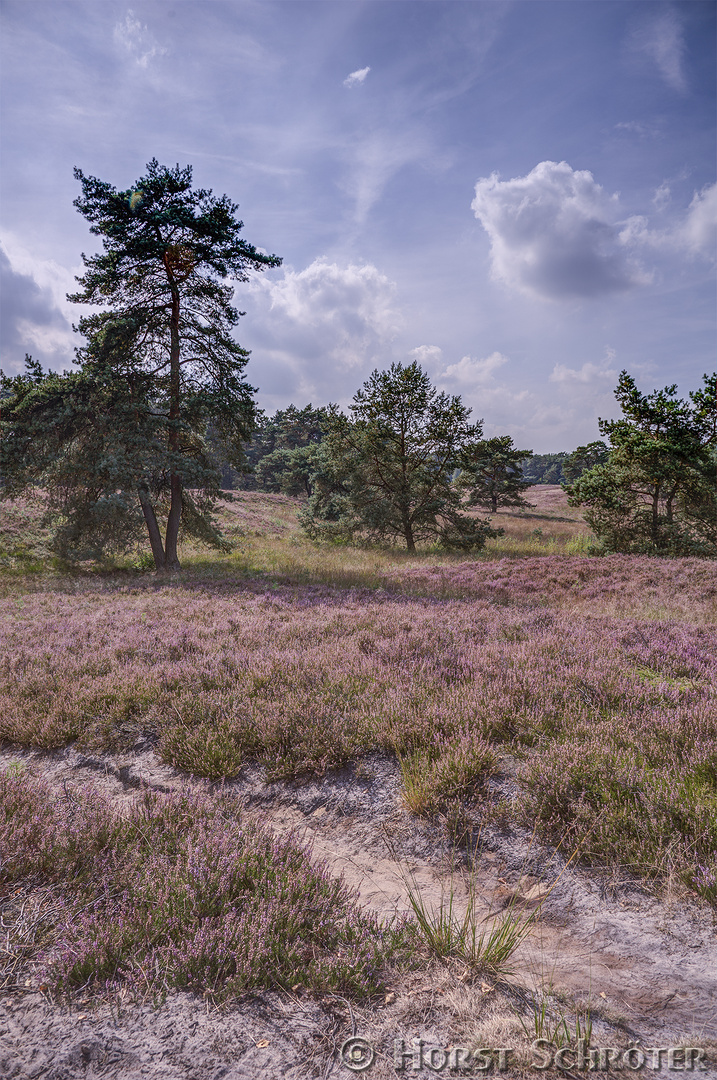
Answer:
xmin=1 ymin=553 xmax=715 ymax=900
xmin=0 ymin=772 xmax=412 ymax=1000
xmin=390 ymin=555 xmax=717 ymax=619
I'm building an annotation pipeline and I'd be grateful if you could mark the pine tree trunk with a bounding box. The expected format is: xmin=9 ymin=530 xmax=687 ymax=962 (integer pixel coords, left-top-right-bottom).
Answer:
xmin=164 ymin=473 xmax=183 ymax=570
xmin=164 ymin=267 xmax=182 ymax=571
xmin=491 ymin=492 xmax=498 ymax=513
xmin=665 ymin=481 xmax=679 ymax=524
xmin=651 ymin=485 xmax=660 ymax=546
xmin=138 ymin=489 xmax=166 ymax=570
xmin=402 ymin=514 xmax=416 ymax=552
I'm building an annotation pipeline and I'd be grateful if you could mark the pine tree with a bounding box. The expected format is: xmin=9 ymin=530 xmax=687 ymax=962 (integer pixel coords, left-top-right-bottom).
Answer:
xmin=567 ymin=372 xmax=716 ymax=554
xmin=1 ymin=160 xmax=281 ymax=570
xmin=299 ymin=362 xmax=499 ymax=552
xmin=460 ymin=435 xmax=533 ymax=513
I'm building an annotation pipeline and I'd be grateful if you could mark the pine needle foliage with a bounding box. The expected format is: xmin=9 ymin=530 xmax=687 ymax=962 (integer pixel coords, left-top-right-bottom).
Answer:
xmin=1 ymin=160 xmax=281 ymax=570
xmin=300 ymin=361 xmax=500 ymax=552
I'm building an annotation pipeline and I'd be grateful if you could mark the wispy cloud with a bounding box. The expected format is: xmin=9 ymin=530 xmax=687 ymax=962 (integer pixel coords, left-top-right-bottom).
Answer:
xmin=343 ymin=66 xmax=371 ymax=88
xmin=615 ymin=182 xmax=716 ymax=259
xmin=113 ymin=9 xmax=167 ymax=69
xmin=342 ymin=127 xmax=432 ymax=224
xmin=630 ymin=10 xmax=686 ymax=93
xmin=613 ymin=120 xmax=661 ymax=140
xmin=652 ymin=182 xmax=671 ymax=211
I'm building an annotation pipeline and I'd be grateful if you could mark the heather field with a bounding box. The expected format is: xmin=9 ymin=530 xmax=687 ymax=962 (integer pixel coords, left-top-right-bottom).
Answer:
xmin=3 ymin=554 xmax=716 ymax=888
xmin=1 ymin=489 xmax=716 ymax=1077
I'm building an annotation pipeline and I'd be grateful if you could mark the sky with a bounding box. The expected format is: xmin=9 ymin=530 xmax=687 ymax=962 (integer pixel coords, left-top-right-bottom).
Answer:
xmin=1 ymin=0 xmax=715 ymax=452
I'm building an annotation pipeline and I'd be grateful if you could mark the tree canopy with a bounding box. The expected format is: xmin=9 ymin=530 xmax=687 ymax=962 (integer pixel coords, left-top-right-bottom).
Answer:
xmin=521 ymin=452 xmax=569 ymax=485
xmin=567 ymin=371 xmax=716 ymax=555
xmin=246 ymin=405 xmax=331 ymax=497
xmin=299 ymin=361 xmax=499 ymax=552
xmin=1 ymin=160 xmax=281 ymax=569
xmin=459 ymin=435 xmax=533 ymax=513
xmin=561 ymin=441 xmax=609 ymax=484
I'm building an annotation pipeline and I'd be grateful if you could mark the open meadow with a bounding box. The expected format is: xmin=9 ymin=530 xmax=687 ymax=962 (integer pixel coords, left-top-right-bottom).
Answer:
xmin=1 ymin=488 xmax=716 ymax=1078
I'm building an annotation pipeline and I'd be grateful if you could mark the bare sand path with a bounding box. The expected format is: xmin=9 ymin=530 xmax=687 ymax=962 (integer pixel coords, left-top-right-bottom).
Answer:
xmin=2 ymin=746 xmax=715 ymax=1079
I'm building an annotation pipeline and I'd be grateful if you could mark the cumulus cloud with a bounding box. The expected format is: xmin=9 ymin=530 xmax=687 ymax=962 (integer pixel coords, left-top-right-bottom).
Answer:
xmin=0 ymin=246 xmax=75 ymax=374
xmin=409 ymin=345 xmax=510 ymax=390
xmin=404 ymin=344 xmax=614 ymax=449
xmin=550 ymin=349 xmax=619 ymax=385
xmin=242 ymin=259 xmax=402 ymax=407
xmin=630 ymin=10 xmax=686 ymax=93
xmin=439 ymin=351 xmax=509 ymax=385
xmin=114 ymin=9 xmax=167 ymax=68
xmin=409 ymin=345 xmax=443 ymax=368
xmin=430 ymin=349 xmax=527 ymax=434
xmin=471 ymin=160 xmax=652 ymax=300
xmin=343 ymin=66 xmax=371 ymax=88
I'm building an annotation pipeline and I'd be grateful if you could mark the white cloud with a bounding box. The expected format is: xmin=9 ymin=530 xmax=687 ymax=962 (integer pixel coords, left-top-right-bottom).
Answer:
xmin=471 ymin=160 xmax=652 ymax=300
xmin=550 ymin=357 xmax=619 ymax=385
xmin=243 ymin=259 xmax=402 ymax=407
xmin=439 ymin=351 xmax=509 ymax=385
xmin=343 ymin=66 xmax=371 ymax=88
xmin=259 ymin=259 xmax=401 ymax=347
xmin=409 ymin=345 xmax=443 ymax=368
xmin=0 ymin=233 xmax=80 ymax=318
xmin=410 ymin=345 xmax=510 ymax=391
xmin=630 ymin=10 xmax=686 ymax=93
xmin=431 ymin=350 xmax=528 ymax=436
xmin=114 ymin=10 xmax=167 ymax=68
xmin=679 ymin=183 xmax=717 ymax=257
xmin=0 ymin=245 xmax=76 ymax=373
xmin=623 ymin=182 xmax=717 ymax=258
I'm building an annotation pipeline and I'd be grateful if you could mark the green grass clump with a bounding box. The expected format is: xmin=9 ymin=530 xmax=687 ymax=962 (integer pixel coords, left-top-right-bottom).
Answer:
xmin=400 ymin=735 xmax=498 ymax=817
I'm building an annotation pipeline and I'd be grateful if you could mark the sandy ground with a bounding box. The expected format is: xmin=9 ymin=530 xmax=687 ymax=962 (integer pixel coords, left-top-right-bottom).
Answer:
xmin=2 ymin=746 xmax=716 ymax=1078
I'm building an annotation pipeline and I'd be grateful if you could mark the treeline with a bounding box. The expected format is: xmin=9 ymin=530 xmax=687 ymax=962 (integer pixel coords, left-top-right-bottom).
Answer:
xmin=224 ymin=407 xmax=606 ymax=493
xmin=219 ymin=368 xmax=537 ymax=552
xmin=220 ymin=365 xmax=715 ymax=557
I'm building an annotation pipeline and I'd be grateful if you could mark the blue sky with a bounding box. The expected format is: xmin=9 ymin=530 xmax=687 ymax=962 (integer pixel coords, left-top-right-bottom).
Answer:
xmin=1 ymin=0 xmax=714 ymax=451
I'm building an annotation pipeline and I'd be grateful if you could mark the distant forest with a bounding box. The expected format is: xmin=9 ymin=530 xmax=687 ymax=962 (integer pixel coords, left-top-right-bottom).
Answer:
xmin=223 ymin=409 xmax=591 ymax=492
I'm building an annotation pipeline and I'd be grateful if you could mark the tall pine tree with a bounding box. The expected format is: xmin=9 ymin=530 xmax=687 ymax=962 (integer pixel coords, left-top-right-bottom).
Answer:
xmin=1 ymin=160 xmax=281 ymax=570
